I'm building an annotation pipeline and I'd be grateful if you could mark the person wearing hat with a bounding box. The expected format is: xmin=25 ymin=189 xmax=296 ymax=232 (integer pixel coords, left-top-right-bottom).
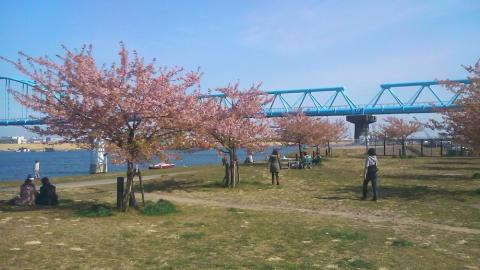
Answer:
xmin=10 ymin=175 xmax=37 ymax=206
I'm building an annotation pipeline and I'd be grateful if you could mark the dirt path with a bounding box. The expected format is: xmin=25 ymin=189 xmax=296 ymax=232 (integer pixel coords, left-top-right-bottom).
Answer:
xmin=145 ymin=191 xmax=480 ymax=235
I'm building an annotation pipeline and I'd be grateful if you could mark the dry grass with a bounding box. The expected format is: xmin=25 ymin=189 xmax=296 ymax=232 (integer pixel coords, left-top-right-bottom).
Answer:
xmin=0 ymin=151 xmax=479 ymax=269
xmin=0 ymin=143 xmax=83 ymax=152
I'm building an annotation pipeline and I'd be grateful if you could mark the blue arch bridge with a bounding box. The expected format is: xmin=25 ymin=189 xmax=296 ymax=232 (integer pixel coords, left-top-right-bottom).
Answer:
xmin=0 ymin=76 xmax=471 ymax=140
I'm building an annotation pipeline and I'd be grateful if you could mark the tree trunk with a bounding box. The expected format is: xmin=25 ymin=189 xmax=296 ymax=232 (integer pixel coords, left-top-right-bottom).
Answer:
xmin=223 ymin=160 xmax=230 ymax=187
xmin=228 ymin=151 xmax=234 ymax=187
xmin=234 ymin=147 xmax=240 ymax=185
xmin=224 ymin=147 xmax=239 ymax=188
xmin=298 ymin=143 xmax=303 ymax=158
xmin=230 ymin=153 xmax=235 ymax=188
xmin=138 ymin=170 xmax=145 ymax=207
xmin=122 ymin=161 xmax=136 ymax=212
xmin=327 ymin=140 xmax=331 ymax=157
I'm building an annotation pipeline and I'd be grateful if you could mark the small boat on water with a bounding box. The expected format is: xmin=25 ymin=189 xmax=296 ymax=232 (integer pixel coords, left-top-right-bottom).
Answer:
xmin=148 ymin=162 xmax=175 ymax=169
xmin=16 ymin=147 xmax=31 ymax=152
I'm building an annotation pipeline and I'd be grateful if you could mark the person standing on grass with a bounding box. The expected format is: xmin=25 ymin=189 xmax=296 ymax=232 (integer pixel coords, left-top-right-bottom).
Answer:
xmin=33 ymin=160 xmax=40 ymax=180
xmin=268 ymin=149 xmax=282 ymax=185
xmin=362 ymin=148 xmax=379 ymax=201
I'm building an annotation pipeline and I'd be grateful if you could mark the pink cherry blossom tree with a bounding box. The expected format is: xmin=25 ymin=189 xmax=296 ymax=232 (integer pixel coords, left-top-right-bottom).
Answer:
xmin=1 ymin=43 xmax=201 ymax=211
xmin=275 ymin=112 xmax=347 ymax=157
xmin=198 ymin=83 xmax=272 ymax=187
xmin=378 ymin=116 xmax=422 ymax=157
xmin=427 ymin=60 xmax=480 ymax=153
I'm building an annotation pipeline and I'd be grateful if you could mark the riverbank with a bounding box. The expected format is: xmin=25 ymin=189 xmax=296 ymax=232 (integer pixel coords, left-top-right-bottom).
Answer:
xmin=0 ymin=143 xmax=84 ymax=152
xmin=0 ymin=164 xmax=215 ymax=188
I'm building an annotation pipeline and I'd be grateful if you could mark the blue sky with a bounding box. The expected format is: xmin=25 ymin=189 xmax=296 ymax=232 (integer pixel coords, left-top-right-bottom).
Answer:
xmin=0 ymin=0 xmax=479 ymax=137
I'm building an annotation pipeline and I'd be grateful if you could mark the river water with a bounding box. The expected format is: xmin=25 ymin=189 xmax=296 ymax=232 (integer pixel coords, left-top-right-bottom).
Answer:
xmin=0 ymin=146 xmax=295 ymax=182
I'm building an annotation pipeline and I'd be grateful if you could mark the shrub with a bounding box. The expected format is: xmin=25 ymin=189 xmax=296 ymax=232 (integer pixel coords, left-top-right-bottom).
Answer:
xmin=140 ymin=199 xmax=176 ymax=216
xmin=391 ymin=239 xmax=413 ymax=247
xmin=472 ymin=172 xmax=480 ymax=179
xmin=180 ymin=232 xmax=205 ymax=240
xmin=227 ymin=207 xmax=240 ymax=213
xmin=76 ymin=204 xmax=113 ymax=218
xmin=337 ymin=258 xmax=374 ymax=269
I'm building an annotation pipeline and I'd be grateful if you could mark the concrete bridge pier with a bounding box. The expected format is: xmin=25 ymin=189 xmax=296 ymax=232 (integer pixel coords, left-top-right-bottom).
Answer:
xmin=90 ymin=139 xmax=108 ymax=174
xmin=346 ymin=115 xmax=377 ymax=140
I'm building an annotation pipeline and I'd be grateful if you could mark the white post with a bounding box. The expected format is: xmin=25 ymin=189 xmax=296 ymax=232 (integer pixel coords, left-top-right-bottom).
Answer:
xmin=104 ymin=153 xmax=108 ymax=173
xmin=90 ymin=139 xmax=107 ymax=174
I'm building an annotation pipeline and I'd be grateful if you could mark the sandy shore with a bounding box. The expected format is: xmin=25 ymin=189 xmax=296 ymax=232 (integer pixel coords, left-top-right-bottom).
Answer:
xmin=0 ymin=143 xmax=85 ymax=152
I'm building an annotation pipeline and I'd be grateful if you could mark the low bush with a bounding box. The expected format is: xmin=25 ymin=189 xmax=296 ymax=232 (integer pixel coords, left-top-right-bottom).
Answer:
xmin=76 ymin=204 xmax=113 ymax=218
xmin=180 ymin=232 xmax=205 ymax=240
xmin=472 ymin=172 xmax=480 ymax=179
xmin=391 ymin=239 xmax=413 ymax=247
xmin=140 ymin=199 xmax=176 ymax=216
xmin=337 ymin=258 xmax=374 ymax=269
xmin=316 ymin=228 xmax=368 ymax=241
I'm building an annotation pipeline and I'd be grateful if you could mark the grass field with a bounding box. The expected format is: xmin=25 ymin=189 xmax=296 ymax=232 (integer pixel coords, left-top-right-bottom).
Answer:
xmin=1 ymin=150 xmax=479 ymax=269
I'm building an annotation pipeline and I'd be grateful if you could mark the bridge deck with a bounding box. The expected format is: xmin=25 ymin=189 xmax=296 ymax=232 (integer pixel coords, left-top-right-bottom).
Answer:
xmin=0 ymin=76 xmax=470 ymax=126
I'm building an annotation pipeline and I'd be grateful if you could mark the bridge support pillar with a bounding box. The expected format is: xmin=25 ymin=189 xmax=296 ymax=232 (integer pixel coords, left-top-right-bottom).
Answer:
xmin=90 ymin=139 xmax=108 ymax=174
xmin=346 ymin=115 xmax=377 ymax=140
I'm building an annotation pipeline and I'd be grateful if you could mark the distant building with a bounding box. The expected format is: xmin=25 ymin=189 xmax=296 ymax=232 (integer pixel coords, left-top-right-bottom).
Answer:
xmin=45 ymin=137 xmax=63 ymax=143
xmin=0 ymin=136 xmax=27 ymax=144
xmin=28 ymin=137 xmax=44 ymax=144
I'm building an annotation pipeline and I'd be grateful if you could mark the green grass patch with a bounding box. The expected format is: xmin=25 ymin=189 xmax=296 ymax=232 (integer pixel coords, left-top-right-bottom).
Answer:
xmin=337 ymin=258 xmax=375 ymax=269
xmin=140 ymin=199 xmax=176 ymax=216
xmin=317 ymin=228 xmax=368 ymax=241
xmin=75 ymin=204 xmax=113 ymax=218
xmin=227 ymin=207 xmax=240 ymax=213
xmin=120 ymin=230 xmax=137 ymax=240
xmin=180 ymin=232 xmax=205 ymax=240
xmin=183 ymin=222 xmax=206 ymax=227
xmin=391 ymin=239 xmax=413 ymax=247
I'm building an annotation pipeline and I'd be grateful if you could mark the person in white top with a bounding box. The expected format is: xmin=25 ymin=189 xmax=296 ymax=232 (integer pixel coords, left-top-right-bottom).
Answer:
xmin=34 ymin=160 xmax=40 ymax=180
xmin=362 ymin=148 xmax=378 ymax=201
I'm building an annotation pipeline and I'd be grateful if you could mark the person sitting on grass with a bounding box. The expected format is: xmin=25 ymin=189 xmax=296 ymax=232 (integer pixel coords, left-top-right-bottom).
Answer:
xmin=303 ymin=152 xmax=312 ymax=169
xmin=244 ymin=152 xmax=254 ymax=165
xmin=10 ymin=175 xmax=37 ymax=206
xmin=36 ymin=177 xmax=58 ymax=205
xmin=312 ymin=153 xmax=322 ymax=165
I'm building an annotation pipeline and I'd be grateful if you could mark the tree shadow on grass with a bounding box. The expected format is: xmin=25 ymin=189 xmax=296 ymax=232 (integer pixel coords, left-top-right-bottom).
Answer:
xmin=313 ymin=195 xmax=363 ymax=201
xmin=319 ymin=185 xmax=478 ymax=201
xmin=426 ymin=158 xmax=479 ymax=166
xmin=382 ymin=173 xmax=471 ymax=181
xmin=418 ymin=166 xmax=480 ymax=172
xmin=141 ymin=177 xmax=224 ymax=193
xmin=0 ymin=198 xmax=114 ymax=214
